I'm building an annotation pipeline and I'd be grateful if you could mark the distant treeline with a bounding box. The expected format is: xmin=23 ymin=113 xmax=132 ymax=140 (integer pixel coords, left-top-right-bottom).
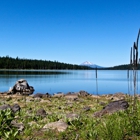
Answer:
xmin=0 ymin=56 xmax=137 ymax=70
xmin=106 ymin=64 xmax=137 ymax=70
xmin=0 ymin=56 xmax=92 ymax=70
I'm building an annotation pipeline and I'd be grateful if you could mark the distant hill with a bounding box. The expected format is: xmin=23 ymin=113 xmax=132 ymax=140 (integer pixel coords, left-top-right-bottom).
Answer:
xmin=107 ymin=64 xmax=132 ymax=70
xmin=80 ymin=61 xmax=104 ymax=68
xmin=80 ymin=61 xmax=137 ymax=70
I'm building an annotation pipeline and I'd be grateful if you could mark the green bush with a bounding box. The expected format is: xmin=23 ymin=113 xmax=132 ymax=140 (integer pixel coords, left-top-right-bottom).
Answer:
xmin=0 ymin=109 xmax=19 ymax=140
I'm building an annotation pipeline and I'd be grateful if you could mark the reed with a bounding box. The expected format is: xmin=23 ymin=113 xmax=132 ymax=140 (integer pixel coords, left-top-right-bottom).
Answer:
xmin=95 ymin=67 xmax=99 ymax=104
xmin=95 ymin=67 xmax=98 ymax=96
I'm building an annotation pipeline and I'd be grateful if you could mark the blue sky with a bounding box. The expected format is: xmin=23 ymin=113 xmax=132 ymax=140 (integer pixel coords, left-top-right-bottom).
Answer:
xmin=0 ymin=0 xmax=140 ymax=67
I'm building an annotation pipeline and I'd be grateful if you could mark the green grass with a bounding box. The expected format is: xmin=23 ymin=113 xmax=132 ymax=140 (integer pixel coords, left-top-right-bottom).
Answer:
xmin=0 ymin=95 xmax=140 ymax=140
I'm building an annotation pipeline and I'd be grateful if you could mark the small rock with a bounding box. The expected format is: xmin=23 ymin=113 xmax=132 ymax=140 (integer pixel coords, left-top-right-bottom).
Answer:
xmin=28 ymin=121 xmax=37 ymax=126
xmin=40 ymin=99 xmax=51 ymax=103
xmin=64 ymin=94 xmax=78 ymax=101
xmin=0 ymin=104 xmax=11 ymax=110
xmin=33 ymin=93 xmax=44 ymax=98
xmin=65 ymin=92 xmax=76 ymax=95
xmin=34 ymin=97 xmax=41 ymax=102
xmin=11 ymin=120 xmax=24 ymax=131
xmin=36 ymin=108 xmax=47 ymax=117
xmin=26 ymin=109 xmax=33 ymax=116
xmin=65 ymin=102 xmax=73 ymax=108
xmin=78 ymin=90 xmax=90 ymax=97
xmin=91 ymin=95 xmax=100 ymax=99
xmin=11 ymin=104 xmax=21 ymax=113
xmin=0 ymin=104 xmax=21 ymax=113
xmin=26 ymin=97 xmax=34 ymax=102
xmin=99 ymin=102 xmax=106 ymax=106
xmin=66 ymin=113 xmax=79 ymax=121
xmin=53 ymin=92 xmax=64 ymax=98
xmin=110 ymin=92 xmax=126 ymax=101
xmin=45 ymin=93 xmax=52 ymax=98
xmin=83 ymin=106 xmax=91 ymax=111
xmin=42 ymin=120 xmax=68 ymax=132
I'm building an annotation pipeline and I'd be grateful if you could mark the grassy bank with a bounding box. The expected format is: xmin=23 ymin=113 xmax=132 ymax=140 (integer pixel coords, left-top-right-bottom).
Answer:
xmin=0 ymin=93 xmax=140 ymax=140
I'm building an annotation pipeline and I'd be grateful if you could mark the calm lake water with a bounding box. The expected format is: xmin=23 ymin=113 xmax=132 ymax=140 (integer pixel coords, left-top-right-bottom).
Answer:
xmin=0 ymin=70 xmax=139 ymax=95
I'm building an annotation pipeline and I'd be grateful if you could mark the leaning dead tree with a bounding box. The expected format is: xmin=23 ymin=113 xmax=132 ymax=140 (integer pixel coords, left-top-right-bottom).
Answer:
xmin=130 ymin=29 xmax=140 ymax=68
xmin=128 ymin=29 xmax=140 ymax=135
xmin=130 ymin=29 xmax=140 ymax=111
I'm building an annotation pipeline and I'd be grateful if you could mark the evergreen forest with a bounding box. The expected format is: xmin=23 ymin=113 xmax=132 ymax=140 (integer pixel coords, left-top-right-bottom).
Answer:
xmin=0 ymin=56 xmax=136 ymax=70
xmin=0 ymin=56 xmax=91 ymax=70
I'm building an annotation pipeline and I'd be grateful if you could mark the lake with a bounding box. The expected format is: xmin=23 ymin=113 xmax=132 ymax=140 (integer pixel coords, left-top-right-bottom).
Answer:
xmin=0 ymin=69 xmax=139 ymax=95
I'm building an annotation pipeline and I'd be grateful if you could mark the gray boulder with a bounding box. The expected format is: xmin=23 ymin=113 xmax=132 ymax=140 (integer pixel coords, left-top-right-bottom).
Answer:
xmin=103 ymin=99 xmax=129 ymax=111
xmin=93 ymin=100 xmax=129 ymax=117
xmin=10 ymin=79 xmax=34 ymax=94
xmin=0 ymin=104 xmax=20 ymax=113
xmin=0 ymin=104 xmax=11 ymax=111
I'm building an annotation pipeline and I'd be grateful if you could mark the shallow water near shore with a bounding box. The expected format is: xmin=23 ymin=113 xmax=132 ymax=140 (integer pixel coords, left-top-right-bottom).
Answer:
xmin=0 ymin=69 xmax=140 ymax=95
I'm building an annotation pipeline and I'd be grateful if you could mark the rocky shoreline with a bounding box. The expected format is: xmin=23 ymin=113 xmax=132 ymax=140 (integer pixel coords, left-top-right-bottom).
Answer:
xmin=0 ymin=90 xmax=130 ymax=131
xmin=0 ymin=78 xmax=132 ymax=101
xmin=0 ymin=79 xmax=139 ymax=139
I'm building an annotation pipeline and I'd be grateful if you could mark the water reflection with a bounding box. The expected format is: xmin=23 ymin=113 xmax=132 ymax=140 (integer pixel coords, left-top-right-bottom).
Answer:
xmin=0 ymin=69 xmax=69 ymax=75
xmin=0 ymin=70 xmax=139 ymax=94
